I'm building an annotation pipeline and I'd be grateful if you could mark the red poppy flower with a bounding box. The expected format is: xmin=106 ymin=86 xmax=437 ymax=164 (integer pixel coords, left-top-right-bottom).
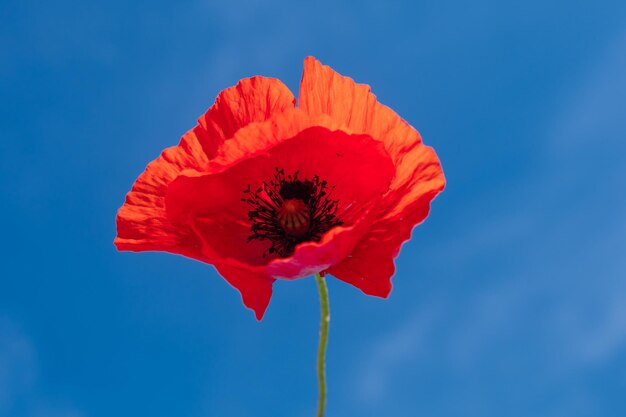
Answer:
xmin=115 ymin=57 xmax=445 ymax=319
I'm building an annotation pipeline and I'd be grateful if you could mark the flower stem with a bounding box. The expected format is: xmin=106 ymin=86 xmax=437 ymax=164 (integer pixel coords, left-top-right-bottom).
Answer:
xmin=314 ymin=273 xmax=329 ymax=417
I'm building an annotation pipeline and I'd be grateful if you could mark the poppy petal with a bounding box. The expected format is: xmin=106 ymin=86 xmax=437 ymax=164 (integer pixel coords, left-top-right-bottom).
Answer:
xmin=298 ymin=56 xmax=445 ymax=295
xmin=198 ymin=76 xmax=296 ymax=157
xmin=115 ymin=125 xmax=209 ymax=257
xmin=327 ymin=145 xmax=445 ymax=296
xmin=115 ymin=77 xmax=296 ymax=257
xmin=323 ymin=241 xmax=396 ymax=297
xmin=299 ymin=57 xmax=422 ymax=163
xmin=213 ymin=263 xmax=274 ymax=320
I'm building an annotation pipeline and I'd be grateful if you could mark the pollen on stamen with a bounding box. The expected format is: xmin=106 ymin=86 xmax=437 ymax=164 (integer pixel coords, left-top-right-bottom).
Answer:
xmin=242 ymin=168 xmax=343 ymax=257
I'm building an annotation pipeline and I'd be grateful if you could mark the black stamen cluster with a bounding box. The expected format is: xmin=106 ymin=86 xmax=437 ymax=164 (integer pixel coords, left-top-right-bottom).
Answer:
xmin=242 ymin=168 xmax=343 ymax=257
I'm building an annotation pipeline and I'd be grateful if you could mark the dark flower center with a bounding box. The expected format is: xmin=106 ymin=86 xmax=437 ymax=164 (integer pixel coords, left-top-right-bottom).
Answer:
xmin=242 ymin=168 xmax=343 ymax=257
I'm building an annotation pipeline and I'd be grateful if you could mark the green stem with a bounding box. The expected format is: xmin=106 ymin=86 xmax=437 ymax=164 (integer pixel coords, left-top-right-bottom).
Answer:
xmin=314 ymin=273 xmax=330 ymax=417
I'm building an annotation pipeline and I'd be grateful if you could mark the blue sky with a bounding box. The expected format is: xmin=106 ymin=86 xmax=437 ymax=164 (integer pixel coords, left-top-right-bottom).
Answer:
xmin=1 ymin=1 xmax=625 ymax=416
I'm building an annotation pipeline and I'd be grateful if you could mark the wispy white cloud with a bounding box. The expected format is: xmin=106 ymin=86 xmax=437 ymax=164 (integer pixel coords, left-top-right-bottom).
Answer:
xmin=549 ymin=30 xmax=626 ymax=151
xmin=0 ymin=318 xmax=85 ymax=417
xmin=543 ymin=28 xmax=626 ymax=365
xmin=0 ymin=319 xmax=36 ymax=415
xmin=351 ymin=26 xmax=626 ymax=413
xmin=355 ymin=302 xmax=442 ymax=404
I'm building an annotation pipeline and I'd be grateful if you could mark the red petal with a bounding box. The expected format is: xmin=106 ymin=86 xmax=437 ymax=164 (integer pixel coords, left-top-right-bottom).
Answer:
xmin=115 ymin=125 xmax=209 ymax=258
xmin=115 ymin=77 xmax=295 ymax=258
xmin=325 ymin=152 xmax=440 ymax=297
xmin=213 ymin=263 xmax=274 ymax=320
xmin=198 ymin=76 xmax=296 ymax=157
xmin=299 ymin=57 xmax=423 ymax=163
xmin=299 ymin=57 xmax=445 ymax=296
